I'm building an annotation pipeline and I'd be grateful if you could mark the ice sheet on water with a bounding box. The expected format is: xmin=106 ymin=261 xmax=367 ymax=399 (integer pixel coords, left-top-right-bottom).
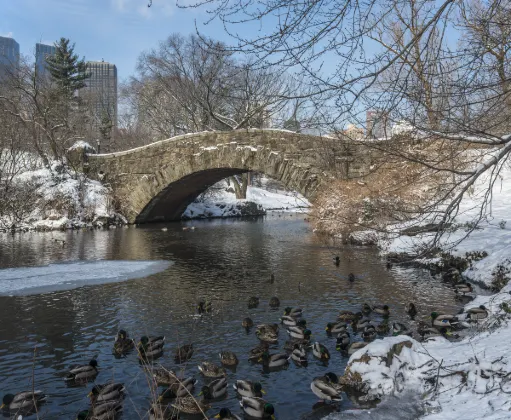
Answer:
xmin=0 ymin=260 xmax=172 ymax=296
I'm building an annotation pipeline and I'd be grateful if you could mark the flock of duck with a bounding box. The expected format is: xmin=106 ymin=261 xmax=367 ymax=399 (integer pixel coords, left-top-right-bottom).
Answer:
xmin=1 ymin=274 xmax=490 ymax=420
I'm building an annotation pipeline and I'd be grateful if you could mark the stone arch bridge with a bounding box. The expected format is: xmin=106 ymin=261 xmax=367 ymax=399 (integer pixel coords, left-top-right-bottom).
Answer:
xmin=84 ymin=129 xmax=373 ymax=223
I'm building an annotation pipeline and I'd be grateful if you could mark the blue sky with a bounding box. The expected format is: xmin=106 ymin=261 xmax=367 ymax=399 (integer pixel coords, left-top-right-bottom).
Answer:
xmin=0 ymin=0 xmax=227 ymax=81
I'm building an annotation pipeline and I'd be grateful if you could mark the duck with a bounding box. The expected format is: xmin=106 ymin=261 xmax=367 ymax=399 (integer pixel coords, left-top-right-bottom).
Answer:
xmin=148 ymin=403 xmax=180 ymax=420
xmin=212 ymin=407 xmax=242 ymax=419
xmin=348 ymin=273 xmax=355 ymax=282
xmin=233 ymin=380 xmax=265 ymax=398
xmin=219 ymin=351 xmax=239 ymax=366
xmin=431 ymin=312 xmax=468 ymax=329
xmin=346 ymin=342 xmax=367 ymax=355
xmin=198 ymin=362 xmax=227 ymax=378
xmin=174 ymin=344 xmax=193 ymax=363
xmin=325 ymin=322 xmax=347 ymax=335
xmin=354 ymin=318 xmax=372 ymax=330
xmin=239 ymin=397 xmax=275 ymax=419
xmin=283 ymin=307 xmax=302 ymax=317
xmin=361 ymin=303 xmax=372 ymax=315
xmin=362 ymin=326 xmax=377 ymax=342
xmin=152 ymin=366 xmax=179 ymax=386
xmin=200 ymin=378 xmax=228 ymax=400
xmin=88 ymin=383 xmax=125 ymax=404
xmin=289 ymin=343 xmax=307 ymax=364
xmin=376 ymin=320 xmax=389 ymax=334
xmin=334 ymin=256 xmax=340 ymax=266
xmin=310 ymin=372 xmax=342 ymax=402
xmin=259 ymin=351 xmax=289 ymax=368
xmin=242 ymin=318 xmax=254 ymax=329
xmin=158 ymin=377 xmax=197 ymax=400
xmin=256 ymin=323 xmax=279 ymax=335
xmin=113 ymin=330 xmax=134 ymax=355
xmin=65 ymin=359 xmax=99 ymax=382
xmin=466 ymin=305 xmax=489 ymax=320
xmin=312 ymin=342 xmax=330 ymax=361
xmin=256 ymin=330 xmax=278 ymax=343
xmin=171 ymin=396 xmax=210 ymax=415
xmin=338 ymin=310 xmax=359 ymax=322
xmin=1 ymin=391 xmax=47 ymax=412
xmin=138 ymin=336 xmax=165 ymax=360
xmin=372 ymin=305 xmax=390 ymax=317
xmin=197 ymin=300 xmax=212 ymax=314
xmin=76 ymin=401 xmax=123 ymax=420
xmin=269 ymin=297 xmax=280 ymax=308
xmin=455 ymin=283 xmax=473 ymax=295
xmin=287 ymin=327 xmax=312 ymax=341
xmin=248 ymin=343 xmax=269 ymax=362
xmin=392 ymin=322 xmax=413 ymax=336
xmin=281 ymin=316 xmax=304 ymax=327
xmin=406 ymin=303 xmax=418 ymax=318
xmin=335 ymin=332 xmax=350 ymax=351
xmin=248 ymin=297 xmax=260 ymax=308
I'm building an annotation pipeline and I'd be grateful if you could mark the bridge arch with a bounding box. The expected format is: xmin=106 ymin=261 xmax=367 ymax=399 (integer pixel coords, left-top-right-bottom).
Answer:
xmin=86 ymin=129 xmax=367 ymax=223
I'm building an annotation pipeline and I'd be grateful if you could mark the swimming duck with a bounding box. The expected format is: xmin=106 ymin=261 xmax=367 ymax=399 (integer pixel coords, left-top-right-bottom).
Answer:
xmin=283 ymin=307 xmax=302 ymax=318
xmin=372 ymin=305 xmax=390 ymax=317
xmin=148 ymin=403 xmax=179 ymax=420
xmin=338 ymin=310 xmax=359 ymax=322
xmin=200 ymin=378 xmax=228 ymax=400
xmin=455 ymin=283 xmax=474 ymax=295
xmin=239 ymin=397 xmax=275 ymax=419
xmin=138 ymin=336 xmax=165 ymax=360
xmin=312 ymin=342 xmax=330 ymax=361
xmin=152 ymin=366 xmax=179 ymax=386
xmin=1 ymin=391 xmax=47 ymax=413
xmin=76 ymin=400 xmax=123 ymax=420
xmin=287 ymin=326 xmax=312 ymax=341
xmin=269 ymin=297 xmax=280 ymax=308
xmin=248 ymin=343 xmax=269 ymax=362
xmin=431 ymin=312 xmax=467 ymax=329
xmin=361 ymin=303 xmax=372 ymax=315
xmin=335 ymin=332 xmax=350 ymax=351
xmin=198 ymin=362 xmax=227 ymax=378
xmin=362 ymin=326 xmax=377 ymax=342
xmin=233 ymin=380 xmax=265 ymax=398
xmin=219 ymin=351 xmax=239 ymax=366
xmin=158 ymin=377 xmax=197 ymax=400
xmin=392 ymin=322 xmax=412 ymax=336
xmin=65 ymin=359 xmax=99 ymax=382
xmin=242 ymin=318 xmax=254 ymax=329
xmin=354 ymin=318 xmax=372 ymax=330
xmin=348 ymin=273 xmax=355 ymax=282
xmin=259 ymin=351 xmax=289 ymax=368
xmin=325 ymin=322 xmax=347 ymax=335
xmin=334 ymin=256 xmax=340 ymax=266
xmin=212 ymin=407 xmax=242 ymax=419
xmin=88 ymin=383 xmax=125 ymax=404
xmin=256 ymin=330 xmax=278 ymax=343
xmin=346 ymin=342 xmax=367 ymax=355
xmin=171 ymin=396 xmax=210 ymax=415
xmin=248 ymin=297 xmax=260 ymax=308
xmin=197 ymin=300 xmax=212 ymax=314
xmin=466 ymin=305 xmax=489 ymax=320
xmin=406 ymin=303 xmax=418 ymax=318
xmin=113 ymin=330 xmax=134 ymax=355
xmin=376 ymin=320 xmax=389 ymax=334
xmin=310 ymin=372 xmax=342 ymax=402
xmin=281 ymin=316 xmax=305 ymax=327
xmin=256 ymin=324 xmax=279 ymax=335
xmin=289 ymin=343 xmax=308 ymax=364
xmin=175 ymin=344 xmax=193 ymax=363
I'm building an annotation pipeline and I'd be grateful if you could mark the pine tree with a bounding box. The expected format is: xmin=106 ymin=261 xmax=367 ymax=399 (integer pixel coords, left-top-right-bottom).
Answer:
xmin=45 ymin=38 xmax=89 ymax=95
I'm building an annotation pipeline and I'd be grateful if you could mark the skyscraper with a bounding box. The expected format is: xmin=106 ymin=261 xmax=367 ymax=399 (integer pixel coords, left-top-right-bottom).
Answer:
xmin=84 ymin=60 xmax=118 ymax=130
xmin=0 ymin=35 xmax=20 ymax=80
xmin=35 ymin=42 xmax=56 ymax=81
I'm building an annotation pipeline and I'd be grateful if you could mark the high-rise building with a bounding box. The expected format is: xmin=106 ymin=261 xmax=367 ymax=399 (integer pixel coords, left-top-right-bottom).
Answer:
xmin=0 ymin=35 xmax=20 ymax=81
xmin=35 ymin=43 xmax=56 ymax=81
xmin=84 ymin=60 xmax=118 ymax=130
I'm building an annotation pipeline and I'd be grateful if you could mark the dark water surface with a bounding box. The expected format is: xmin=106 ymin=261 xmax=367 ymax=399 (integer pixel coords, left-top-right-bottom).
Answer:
xmin=0 ymin=215 xmax=461 ymax=419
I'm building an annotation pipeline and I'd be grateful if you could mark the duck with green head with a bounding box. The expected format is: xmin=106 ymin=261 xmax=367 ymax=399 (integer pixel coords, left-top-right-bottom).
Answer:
xmin=240 ymin=397 xmax=275 ymax=419
xmin=325 ymin=322 xmax=347 ymax=335
xmin=312 ymin=342 xmax=330 ymax=361
xmin=200 ymin=378 xmax=228 ymax=400
xmin=310 ymin=372 xmax=342 ymax=402
xmin=87 ymin=383 xmax=125 ymax=404
xmin=233 ymin=380 xmax=265 ymax=398
xmin=466 ymin=305 xmax=489 ymax=320
xmin=430 ymin=312 xmax=467 ymax=329
xmin=336 ymin=332 xmax=350 ymax=351
xmin=289 ymin=343 xmax=308 ymax=365
xmin=213 ymin=407 xmax=242 ymax=419
xmin=248 ymin=343 xmax=269 ymax=362
xmin=76 ymin=400 xmax=122 ymax=420
xmin=259 ymin=351 xmax=289 ymax=368
xmin=372 ymin=305 xmax=390 ymax=317
xmin=158 ymin=377 xmax=197 ymax=401
xmin=283 ymin=307 xmax=302 ymax=318
xmin=1 ymin=391 xmax=47 ymax=412
xmin=287 ymin=326 xmax=311 ymax=341
xmin=65 ymin=359 xmax=99 ymax=382
xmin=138 ymin=336 xmax=165 ymax=360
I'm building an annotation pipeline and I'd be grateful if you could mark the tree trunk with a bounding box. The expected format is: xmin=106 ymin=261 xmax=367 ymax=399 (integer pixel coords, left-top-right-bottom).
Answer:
xmin=230 ymin=173 xmax=249 ymax=199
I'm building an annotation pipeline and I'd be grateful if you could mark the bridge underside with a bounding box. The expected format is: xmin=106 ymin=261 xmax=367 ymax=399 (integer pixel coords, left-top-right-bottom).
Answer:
xmin=135 ymin=168 xmax=248 ymax=223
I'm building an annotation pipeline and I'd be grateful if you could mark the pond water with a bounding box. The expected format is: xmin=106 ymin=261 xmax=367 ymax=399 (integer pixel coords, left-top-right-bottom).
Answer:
xmin=0 ymin=214 xmax=462 ymax=419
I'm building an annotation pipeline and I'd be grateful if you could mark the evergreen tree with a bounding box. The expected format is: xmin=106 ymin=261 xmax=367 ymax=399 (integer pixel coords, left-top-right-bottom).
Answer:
xmin=45 ymin=38 xmax=89 ymax=95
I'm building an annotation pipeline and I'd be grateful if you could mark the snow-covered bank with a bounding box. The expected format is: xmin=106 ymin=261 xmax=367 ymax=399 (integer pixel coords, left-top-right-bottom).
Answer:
xmin=182 ymin=178 xmax=310 ymax=219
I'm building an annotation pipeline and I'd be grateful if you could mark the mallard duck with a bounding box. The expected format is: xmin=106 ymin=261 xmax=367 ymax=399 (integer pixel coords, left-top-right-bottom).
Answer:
xmin=159 ymin=377 xmax=197 ymax=400
xmin=269 ymin=297 xmax=280 ymax=308
xmin=406 ymin=303 xmax=418 ymax=318
xmin=312 ymin=342 xmax=330 ymax=361
xmin=466 ymin=305 xmax=489 ymax=320
xmin=310 ymin=372 xmax=342 ymax=402
xmin=88 ymin=383 xmax=125 ymax=404
xmin=138 ymin=336 xmax=165 ymax=360
xmin=335 ymin=332 xmax=350 ymax=351
xmin=372 ymin=305 xmax=390 ymax=317
xmin=431 ymin=312 xmax=468 ymax=329
xmin=287 ymin=326 xmax=311 ymax=340
xmin=338 ymin=310 xmax=358 ymax=322
xmin=175 ymin=344 xmax=193 ymax=363
xmin=113 ymin=330 xmax=134 ymax=355
xmin=248 ymin=343 xmax=269 ymax=362
xmin=198 ymin=362 xmax=226 ymax=378
xmin=248 ymin=297 xmax=260 ymax=308
xmin=152 ymin=366 xmax=178 ymax=386
xmin=283 ymin=307 xmax=302 ymax=317
xmin=259 ymin=351 xmax=289 ymax=368
xmin=148 ymin=403 xmax=179 ymax=420
xmin=197 ymin=300 xmax=212 ymax=314
xmin=242 ymin=318 xmax=254 ymax=329
xmin=289 ymin=343 xmax=307 ymax=364
xmin=362 ymin=326 xmax=377 ymax=342
xmin=256 ymin=324 xmax=279 ymax=335
xmin=239 ymin=397 xmax=275 ymax=419
xmin=325 ymin=322 xmax=347 ymax=335
xmin=171 ymin=396 xmax=210 ymax=415
xmin=348 ymin=273 xmax=355 ymax=282
xmin=334 ymin=256 xmax=340 ymax=266
xmin=76 ymin=401 xmax=123 ymax=420
xmin=1 ymin=391 xmax=47 ymax=412
xmin=280 ymin=316 xmax=302 ymax=327
xmin=455 ymin=283 xmax=473 ymax=295
xmin=233 ymin=380 xmax=265 ymax=398
xmin=65 ymin=359 xmax=99 ymax=382
xmin=392 ymin=322 xmax=412 ymax=336
xmin=219 ymin=351 xmax=238 ymax=366
xmin=199 ymin=378 xmax=228 ymax=400
xmin=256 ymin=327 xmax=278 ymax=343
xmin=376 ymin=320 xmax=389 ymax=334
xmin=361 ymin=303 xmax=372 ymax=315
xmin=212 ymin=407 xmax=242 ymax=419
xmin=346 ymin=342 xmax=367 ymax=355
xmin=354 ymin=318 xmax=372 ymax=330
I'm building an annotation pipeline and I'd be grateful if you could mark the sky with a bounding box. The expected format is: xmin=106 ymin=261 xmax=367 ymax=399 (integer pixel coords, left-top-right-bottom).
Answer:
xmin=0 ymin=0 xmax=228 ymax=82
